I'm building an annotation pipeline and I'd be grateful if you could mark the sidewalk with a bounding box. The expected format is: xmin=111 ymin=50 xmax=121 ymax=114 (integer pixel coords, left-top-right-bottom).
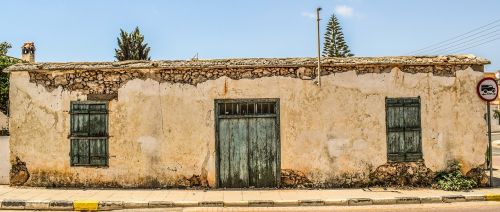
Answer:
xmin=1 ymin=186 xmax=500 ymax=211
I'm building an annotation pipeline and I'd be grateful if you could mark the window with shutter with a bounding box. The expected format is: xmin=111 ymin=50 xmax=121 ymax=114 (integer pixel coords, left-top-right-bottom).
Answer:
xmin=386 ymin=97 xmax=422 ymax=162
xmin=70 ymin=101 xmax=108 ymax=166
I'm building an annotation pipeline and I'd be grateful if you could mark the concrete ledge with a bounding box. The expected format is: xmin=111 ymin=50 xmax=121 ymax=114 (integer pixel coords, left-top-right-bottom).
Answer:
xmin=173 ymin=201 xmax=199 ymax=207
xmin=348 ymin=198 xmax=373 ymax=206
xmin=148 ymin=201 xmax=174 ymax=208
xmin=1 ymin=199 xmax=26 ymax=210
xmin=224 ymin=201 xmax=249 ymax=207
xmin=2 ymin=193 xmax=500 ymax=210
xmin=248 ymin=200 xmax=274 ymax=207
xmin=325 ymin=199 xmax=348 ymax=206
xmin=73 ymin=200 xmax=98 ymax=211
xmin=99 ymin=201 xmax=123 ymax=210
xmin=372 ymin=198 xmax=397 ymax=205
xmin=442 ymin=195 xmax=466 ymax=203
xmin=25 ymin=200 xmax=50 ymax=210
xmin=395 ymin=197 xmax=421 ymax=204
xmin=198 ymin=201 xmax=224 ymax=207
xmin=298 ymin=199 xmax=324 ymax=206
xmin=420 ymin=196 xmax=443 ymax=204
xmin=49 ymin=200 xmax=73 ymax=210
xmin=464 ymin=195 xmax=486 ymax=201
xmin=123 ymin=201 xmax=148 ymax=209
xmin=273 ymin=200 xmax=298 ymax=207
xmin=486 ymin=194 xmax=500 ymax=201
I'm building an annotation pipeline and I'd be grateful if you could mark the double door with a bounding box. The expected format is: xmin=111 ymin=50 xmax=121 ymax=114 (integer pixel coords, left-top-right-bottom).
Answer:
xmin=216 ymin=99 xmax=280 ymax=188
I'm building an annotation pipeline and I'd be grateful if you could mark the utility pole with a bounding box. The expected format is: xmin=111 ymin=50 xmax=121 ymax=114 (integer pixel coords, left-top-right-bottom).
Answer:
xmin=316 ymin=7 xmax=322 ymax=87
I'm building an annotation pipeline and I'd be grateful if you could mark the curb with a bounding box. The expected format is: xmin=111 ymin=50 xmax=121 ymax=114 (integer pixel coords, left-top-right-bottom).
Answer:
xmin=1 ymin=194 xmax=500 ymax=210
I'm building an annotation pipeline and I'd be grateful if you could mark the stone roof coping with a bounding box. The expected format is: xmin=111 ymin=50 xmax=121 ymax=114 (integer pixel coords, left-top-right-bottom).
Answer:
xmin=4 ymin=55 xmax=490 ymax=72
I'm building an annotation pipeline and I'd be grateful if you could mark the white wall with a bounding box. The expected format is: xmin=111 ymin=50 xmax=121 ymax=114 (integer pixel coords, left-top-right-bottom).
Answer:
xmin=0 ymin=136 xmax=9 ymax=184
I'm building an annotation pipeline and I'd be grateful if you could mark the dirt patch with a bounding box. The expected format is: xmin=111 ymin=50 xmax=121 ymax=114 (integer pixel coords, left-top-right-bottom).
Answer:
xmin=10 ymin=157 xmax=30 ymax=186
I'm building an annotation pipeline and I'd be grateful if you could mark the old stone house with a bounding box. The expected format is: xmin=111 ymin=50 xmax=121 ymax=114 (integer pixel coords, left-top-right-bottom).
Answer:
xmin=4 ymin=53 xmax=490 ymax=188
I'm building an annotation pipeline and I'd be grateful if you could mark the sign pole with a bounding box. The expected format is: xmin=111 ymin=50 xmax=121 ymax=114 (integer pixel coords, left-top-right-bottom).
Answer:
xmin=477 ymin=77 xmax=498 ymax=187
xmin=488 ymin=101 xmax=493 ymax=187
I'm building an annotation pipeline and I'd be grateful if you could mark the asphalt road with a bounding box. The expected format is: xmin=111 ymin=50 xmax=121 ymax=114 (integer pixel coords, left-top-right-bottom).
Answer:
xmin=114 ymin=202 xmax=500 ymax=212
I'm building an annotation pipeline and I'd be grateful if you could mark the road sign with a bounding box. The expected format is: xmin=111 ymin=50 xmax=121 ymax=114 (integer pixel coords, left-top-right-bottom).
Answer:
xmin=477 ymin=77 xmax=498 ymax=102
xmin=477 ymin=77 xmax=498 ymax=187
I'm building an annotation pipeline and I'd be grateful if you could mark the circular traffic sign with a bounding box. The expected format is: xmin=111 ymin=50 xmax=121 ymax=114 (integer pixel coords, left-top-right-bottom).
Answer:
xmin=477 ymin=77 xmax=498 ymax=102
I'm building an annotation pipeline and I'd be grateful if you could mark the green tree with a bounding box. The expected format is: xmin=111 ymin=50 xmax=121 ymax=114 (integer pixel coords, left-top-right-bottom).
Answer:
xmin=322 ymin=13 xmax=354 ymax=57
xmin=0 ymin=42 xmax=21 ymax=114
xmin=0 ymin=42 xmax=12 ymax=56
xmin=114 ymin=27 xmax=151 ymax=61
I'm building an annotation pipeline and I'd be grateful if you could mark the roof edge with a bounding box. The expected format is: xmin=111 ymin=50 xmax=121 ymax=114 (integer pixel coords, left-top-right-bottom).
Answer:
xmin=4 ymin=55 xmax=490 ymax=72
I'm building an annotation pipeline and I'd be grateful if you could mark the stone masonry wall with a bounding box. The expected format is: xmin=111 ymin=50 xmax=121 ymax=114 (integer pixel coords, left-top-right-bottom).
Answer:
xmin=28 ymin=64 xmax=477 ymax=97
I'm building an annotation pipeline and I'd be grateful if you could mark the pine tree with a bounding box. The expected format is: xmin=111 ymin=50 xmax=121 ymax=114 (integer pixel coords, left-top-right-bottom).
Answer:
xmin=115 ymin=27 xmax=151 ymax=61
xmin=322 ymin=14 xmax=354 ymax=57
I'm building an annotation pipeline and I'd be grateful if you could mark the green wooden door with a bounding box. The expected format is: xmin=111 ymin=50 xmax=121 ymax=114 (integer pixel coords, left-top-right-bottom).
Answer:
xmin=248 ymin=117 xmax=278 ymax=187
xmin=219 ymin=118 xmax=250 ymax=187
xmin=216 ymin=99 xmax=280 ymax=188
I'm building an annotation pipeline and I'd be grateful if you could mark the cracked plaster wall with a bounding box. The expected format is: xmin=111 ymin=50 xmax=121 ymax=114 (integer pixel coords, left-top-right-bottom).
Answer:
xmin=8 ymin=65 xmax=486 ymax=187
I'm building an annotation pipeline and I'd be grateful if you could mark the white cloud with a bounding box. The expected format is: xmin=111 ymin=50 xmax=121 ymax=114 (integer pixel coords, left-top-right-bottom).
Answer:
xmin=301 ymin=12 xmax=315 ymax=19
xmin=334 ymin=5 xmax=354 ymax=18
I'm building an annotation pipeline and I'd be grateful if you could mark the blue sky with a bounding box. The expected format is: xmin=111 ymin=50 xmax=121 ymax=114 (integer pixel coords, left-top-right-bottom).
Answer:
xmin=1 ymin=0 xmax=499 ymax=71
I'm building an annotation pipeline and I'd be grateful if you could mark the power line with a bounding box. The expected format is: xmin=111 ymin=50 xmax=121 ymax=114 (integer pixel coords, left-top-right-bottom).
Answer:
xmin=408 ymin=18 xmax=500 ymax=54
xmin=407 ymin=18 xmax=500 ymax=55
xmin=425 ymin=29 xmax=500 ymax=55
xmin=418 ymin=24 xmax=500 ymax=55
xmin=442 ymin=30 xmax=500 ymax=52
xmin=447 ymin=35 xmax=500 ymax=55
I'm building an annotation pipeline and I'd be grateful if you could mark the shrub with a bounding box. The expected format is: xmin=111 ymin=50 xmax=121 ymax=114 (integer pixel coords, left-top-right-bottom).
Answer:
xmin=433 ymin=162 xmax=477 ymax=191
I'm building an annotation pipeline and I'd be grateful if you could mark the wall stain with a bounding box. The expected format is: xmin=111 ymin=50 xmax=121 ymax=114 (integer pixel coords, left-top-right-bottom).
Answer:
xmin=223 ymin=80 xmax=228 ymax=96
xmin=25 ymin=169 xmax=210 ymax=188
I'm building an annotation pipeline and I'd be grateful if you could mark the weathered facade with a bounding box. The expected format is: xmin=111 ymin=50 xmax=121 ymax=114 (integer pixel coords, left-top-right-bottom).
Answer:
xmin=5 ymin=55 xmax=490 ymax=188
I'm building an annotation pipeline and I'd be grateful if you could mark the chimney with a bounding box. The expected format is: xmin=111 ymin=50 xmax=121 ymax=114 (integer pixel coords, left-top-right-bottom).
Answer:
xmin=21 ymin=42 xmax=35 ymax=63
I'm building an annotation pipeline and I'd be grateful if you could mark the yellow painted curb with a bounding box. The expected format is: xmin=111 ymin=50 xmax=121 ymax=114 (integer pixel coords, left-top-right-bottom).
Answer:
xmin=485 ymin=194 xmax=500 ymax=201
xmin=73 ymin=200 xmax=98 ymax=211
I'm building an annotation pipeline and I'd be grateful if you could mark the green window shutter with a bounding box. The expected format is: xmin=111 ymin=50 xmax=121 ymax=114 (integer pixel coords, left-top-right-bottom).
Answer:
xmin=89 ymin=139 xmax=108 ymax=166
xmin=386 ymin=99 xmax=405 ymax=162
xmin=70 ymin=103 xmax=90 ymax=137
xmin=402 ymin=98 xmax=422 ymax=162
xmin=386 ymin=97 xmax=422 ymax=162
xmin=70 ymin=139 xmax=79 ymax=165
xmin=70 ymin=102 xmax=109 ymax=166
xmin=88 ymin=104 xmax=108 ymax=137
